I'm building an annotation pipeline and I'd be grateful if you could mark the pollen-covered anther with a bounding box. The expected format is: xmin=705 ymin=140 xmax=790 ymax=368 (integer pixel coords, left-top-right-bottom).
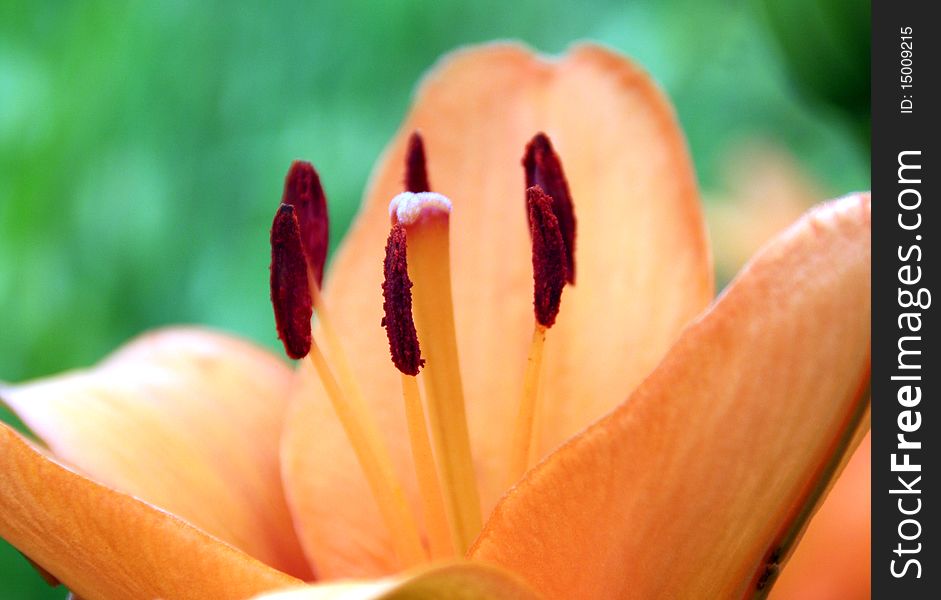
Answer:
xmin=382 ymin=224 xmax=425 ymax=376
xmin=523 ymin=132 xmax=577 ymax=283
xmin=405 ymin=131 xmax=431 ymax=193
xmin=282 ymin=160 xmax=329 ymax=287
xmin=389 ymin=191 xmax=452 ymax=226
xmin=270 ymin=204 xmax=313 ymax=359
xmin=528 ymin=185 xmax=567 ymax=328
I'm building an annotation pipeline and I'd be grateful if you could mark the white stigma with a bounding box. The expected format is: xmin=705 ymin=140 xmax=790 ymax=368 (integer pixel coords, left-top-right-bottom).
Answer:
xmin=389 ymin=191 xmax=452 ymax=225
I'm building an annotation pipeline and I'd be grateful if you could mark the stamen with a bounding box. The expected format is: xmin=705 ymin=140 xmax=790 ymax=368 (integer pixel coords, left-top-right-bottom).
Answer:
xmin=405 ymin=132 xmax=431 ymax=193
xmin=388 ymin=191 xmax=482 ymax=553
xmin=382 ymin=224 xmax=454 ymax=558
xmin=509 ymin=186 xmax=568 ymax=482
xmin=527 ymin=186 xmax=567 ymax=328
xmin=270 ymin=191 xmax=426 ymax=567
xmin=399 ymin=374 xmax=454 ymax=558
xmin=306 ymin=283 xmax=375 ymax=434
xmin=281 ymin=161 xmax=366 ymax=405
xmin=523 ymin=133 xmax=577 ymax=283
xmin=281 ymin=161 xmax=360 ymax=396
xmin=382 ymin=225 xmax=425 ymax=375
xmin=509 ymin=325 xmax=547 ymax=482
xmin=283 ymin=160 xmax=329 ymax=287
xmin=305 ymin=343 xmax=426 ymax=567
xmin=270 ymin=204 xmax=312 ymax=359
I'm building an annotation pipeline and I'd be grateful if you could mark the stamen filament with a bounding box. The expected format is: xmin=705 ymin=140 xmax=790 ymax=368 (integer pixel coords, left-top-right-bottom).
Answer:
xmin=509 ymin=324 xmax=547 ymax=483
xmin=310 ymin=277 xmax=417 ymax=529
xmin=403 ymin=206 xmax=482 ymax=552
xmin=308 ymin=275 xmax=365 ymax=405
xmin=400 ymin=373 xmax=454 ymax=558
xmin=305 ymin=341 xmax=426 ymax=567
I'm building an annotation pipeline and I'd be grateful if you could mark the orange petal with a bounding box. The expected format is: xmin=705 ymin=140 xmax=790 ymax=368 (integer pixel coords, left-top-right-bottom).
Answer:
xmin=282 ymin=42 xmax=711 ymax=578
xmin=0 ymin=423 xmax=300 ymax=599
xmin=1 ymin=327 xmax=311 ymax=578
xmin=251 ymin=562 xmax=542 ymax=600
xmin=471 ymin=194 xmax=871 ymax=599
xmin=770 ymin=432 xmax=871 ymax=599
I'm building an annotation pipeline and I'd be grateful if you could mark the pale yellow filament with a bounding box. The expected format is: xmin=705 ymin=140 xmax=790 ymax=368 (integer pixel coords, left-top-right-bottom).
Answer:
xmin=306 ymin=339 xmax=426 ymax=567
xmin=308 ymin=275 xmax=360 ymax=410
xmin=400 ymin=373 xmax=454 ymax=558
xmin=509 ymin=324 xmax=547 ymax=484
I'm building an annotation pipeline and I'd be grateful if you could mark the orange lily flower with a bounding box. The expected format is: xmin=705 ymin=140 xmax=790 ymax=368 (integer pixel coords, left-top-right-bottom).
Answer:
xmin=0 ymin=43 xmax=870 ymax=600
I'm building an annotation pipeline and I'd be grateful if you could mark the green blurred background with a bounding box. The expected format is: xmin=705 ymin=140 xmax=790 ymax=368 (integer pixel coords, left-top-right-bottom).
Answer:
xmin=1 ymin=0 xmax=868 ymax=597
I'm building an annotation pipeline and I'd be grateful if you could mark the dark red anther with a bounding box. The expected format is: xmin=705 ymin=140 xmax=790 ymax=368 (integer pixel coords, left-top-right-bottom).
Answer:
xmin=405 ymin=131 xmax=431 ymax=193
xmin=282 ymin=160 xmax=329 ymax=288
xmin=381 ymin=224 xmax=425 ymax=375
xmin=523 ymin=133 xmax=576 ymax=284
xmin=270 ymin=204 xmax=313 ymax=359
xmin=527 ymin=186 xmax=567 ymax=328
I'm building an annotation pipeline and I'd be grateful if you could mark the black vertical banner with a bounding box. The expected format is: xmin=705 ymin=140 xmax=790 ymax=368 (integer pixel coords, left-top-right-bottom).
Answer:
xmin=872 ymin=1 xmax=937 ymax=597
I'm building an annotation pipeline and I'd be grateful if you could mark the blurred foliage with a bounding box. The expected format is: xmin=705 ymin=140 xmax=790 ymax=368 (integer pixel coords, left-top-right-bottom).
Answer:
xmin=1 ymin=0 xmax=868 ymax=597
xmin=753 ymin=0 xmax=871 ymax=143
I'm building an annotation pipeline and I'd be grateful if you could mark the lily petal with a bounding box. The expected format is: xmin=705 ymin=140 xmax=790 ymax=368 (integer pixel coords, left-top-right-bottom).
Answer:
xmin=1 ymin=327 xmax=310 ymax=578
xmin=0 ymin=423 xmax=300 ymax=599
xmin=470 ymin=194 xmax=871 ymax=599
xmin=283 ymin=42 xmax=711 ymax=577
xmin=769 ymin=432 xmax=871 ymax=599
xmin=250 ymin=562 xmax=542 ymax=600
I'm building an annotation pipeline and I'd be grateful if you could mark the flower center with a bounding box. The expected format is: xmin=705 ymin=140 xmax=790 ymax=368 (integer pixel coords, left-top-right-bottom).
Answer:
xmin=386 ymin=190 xmax=482 ymax=554
xmin=269 ymin=131 xmax=574 ymax=567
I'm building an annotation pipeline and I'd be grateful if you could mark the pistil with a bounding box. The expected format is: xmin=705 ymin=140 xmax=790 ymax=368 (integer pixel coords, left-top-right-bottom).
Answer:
xmin=381 ymin=223 xmax=453 ymax=557
xmin=389 ymin=191 xmax=483 ymax=553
